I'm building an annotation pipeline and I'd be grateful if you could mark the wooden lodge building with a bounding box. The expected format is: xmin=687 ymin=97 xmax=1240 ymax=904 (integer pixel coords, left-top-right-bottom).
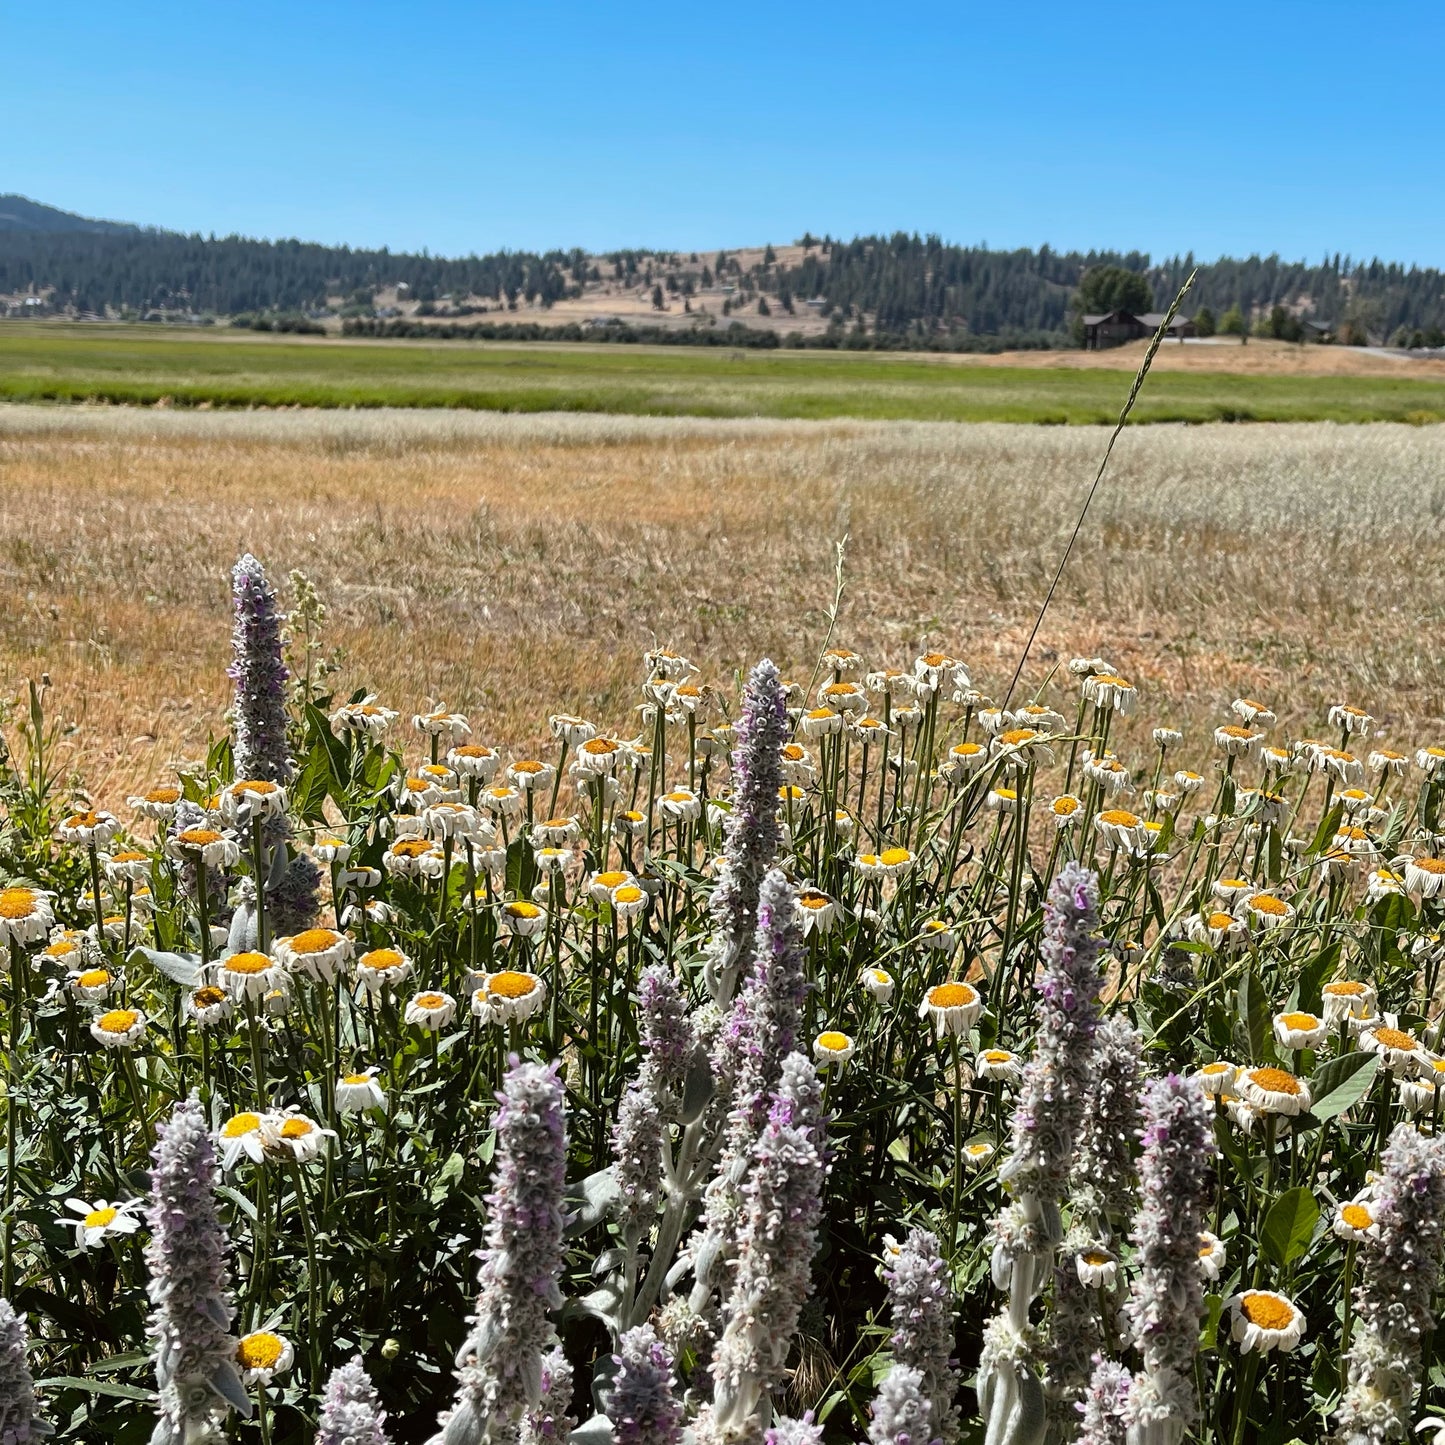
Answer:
xmin=1081 ymin=309 xmax=1197 ymax=349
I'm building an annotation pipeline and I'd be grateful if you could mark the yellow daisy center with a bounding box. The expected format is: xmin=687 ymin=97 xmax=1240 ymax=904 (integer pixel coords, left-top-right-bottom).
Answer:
xmin=226 ymin=952 xmax=272 ymax=975
xmin=145 ymin=787 xmax=181 ymax=804
xmin=1279 ymin=1012 xmax=1319 ymax=1031
xmin=816 ymin=1031 xmax=851 ymax=1052
xmin=392 ymin=840 xmax=432 ymax=858
xmin=612 ymin=886 xmax=643 ymax=904
xmin=0 ymin=888 xmax=38 ymax=919
xmin=881 ymin=847 xmax=912 ymax=867
xmin=414 ymin=993 xmax=446 ymax=1010
xmin=488 ymin=970 xmax=540 ymax=999
xmin=1207 ymin=912 xmax=1236 ymax=930
xmin=1341 ymin=1204 xmax=1373 ymax=1230
xmin=1325 ymin=981 xmax=1366 ymax=996
xmin=1250 ymin=894 xmax=1289 ymax=917
xmin=238 ymin=1332 xmax=286 ymax=1369
xmin=193 ymin=986 xmax=226 ymax=1007
xmin=505 ymin=901 xmax=543 ymax=919
xmin=222 ymin=1113 xmax=262 ymax=1137
xmin=84 ymin=1205 xmax=118 ymax=1228
xmin=1247 ymin=1067 xmax=1300 ymax=1096
xmin=280 ymin=1118 xmax=313 ymax=1139
xmin=1416 ymin=858 xmax=1445 ymax=876
xmin=77 ymin=969 xmax=110 ymax=988
xmin=180 ymin=828 xmax=222 ymax=847
xmin=1374 ymin=1027 xmax=1418 ymax=1051
xmin=96 ymin=1009 xmax=139 ymax=1034
xmin=928 ymin=983 xmax=977 ymax=1009
xmin=983 ymin=1050 xmax=1013 ymax=1064
xmin=1239 ymin=1292 xmax=1295 ymax=1331
xmin=233 ymin=780 xmax=277 ymax=796
xmin=1082 ymin=1250 xmax=1112 ymax=1266
xmin=289 ymin=929 xmax=340 ymax=954
xmin=360 ymin=949 xmax=405 ymax=972
xmin=1099 ymin=808 xmax=1140 ymax=827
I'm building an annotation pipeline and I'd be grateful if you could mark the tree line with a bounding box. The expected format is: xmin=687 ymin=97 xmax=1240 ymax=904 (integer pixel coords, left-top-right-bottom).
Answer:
xmin=3 ymin=221 xmax=1444 ymax=343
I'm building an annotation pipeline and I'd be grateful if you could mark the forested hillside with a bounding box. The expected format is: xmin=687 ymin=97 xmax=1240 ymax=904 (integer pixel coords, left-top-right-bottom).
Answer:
xmin=3 ymin=196 xmax=1444 ymax=344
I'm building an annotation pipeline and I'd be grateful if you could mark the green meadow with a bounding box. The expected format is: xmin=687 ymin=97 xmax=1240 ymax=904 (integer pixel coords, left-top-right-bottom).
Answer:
xmin=0 ymin=324 xmax=1441 ymax=423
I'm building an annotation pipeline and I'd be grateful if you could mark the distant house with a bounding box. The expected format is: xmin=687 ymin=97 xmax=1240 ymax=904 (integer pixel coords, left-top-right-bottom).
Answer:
xmin=1082 ymin=309 xmax=1196 ymax=349
xmin=1301 ymin=318 xmax=1336 ymax=343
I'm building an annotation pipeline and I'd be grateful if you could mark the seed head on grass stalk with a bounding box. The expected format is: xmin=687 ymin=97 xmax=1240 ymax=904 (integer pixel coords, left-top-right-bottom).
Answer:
xmin=144 ymin=1096 xmax=249 ymax=1445
xmin=1333 ymin=1123 xmax=1445 ymax=1445
xmin=430 ymin=1058 xmax=567 ymax=1445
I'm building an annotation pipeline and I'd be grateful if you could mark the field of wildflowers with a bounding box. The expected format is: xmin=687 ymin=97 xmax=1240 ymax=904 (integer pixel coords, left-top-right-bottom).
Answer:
xmin=4 ymin=549 xmax=1445 ymax=1445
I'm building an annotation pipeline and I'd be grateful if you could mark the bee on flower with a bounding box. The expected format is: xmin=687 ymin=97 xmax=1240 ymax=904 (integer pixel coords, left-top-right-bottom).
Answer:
xmin=61 ymin=1196 xmax=144 ymax=1250
xmin=613 ymin=809 xmax=646 ymax=842
xmin=917 ymin=918 xmax=956 ymax=952
xmin=185 ymin=985 xmax=233 ymax=1028
xmin=1198 ymin=1232 xmax=1227 ymax=1281
xmin=644 ymin=646 xmax=693 ymax=679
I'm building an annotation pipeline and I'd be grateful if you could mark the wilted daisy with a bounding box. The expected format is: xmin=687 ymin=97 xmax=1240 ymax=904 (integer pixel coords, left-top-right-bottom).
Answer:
xmin=1198 ymin=1232 xmax=1227 ymax=1281
xmin=819 ymin=680 xmax=866 ymax=713
xmin=58 ymin=808 xmax=120 ymax=848
xmin=218 ymin=950 xmax=285 ymax=1001
xmin=263 ymin=1109 xmax=335 ymax=1163
xmin=1187 ymin=909 xmax=1248 ymax=948
xmin=962 ymin=1140 xmax=997 ymax=1169
xmin=1085 ymin=756 xmax=1133 ymax=795
xmin=218 ymin=780 xmax=286 ymax=828
xmin=1235 ymin=1065 xmax=1311 ymax=1116
xmin=166 ymin=826 xmax=240 ymax=871
xmin=507 ymin=759 xmax=555 ymax=793
xmin=449 ymin=744 xmax=502 ymax=781
xmin=1359 ymin=1023 xmax=1429 ymax=1075
xmin=273 ymin=928 xmax=353 ymax=983
xmin=1214 ymin=724 xmax=1263 ymax=759
xmin=657 ymin=789 xmax=701 ymax=822
xmin=860 ymin=967 xmax=895 ymax=1004
xmin=1231 ymin=697 xmax=1276 ymax=727
xmin=793 ymin=889 xmax=837 ymax=937
xmin=1322 ymin=978 xmax=1377 ymax=1024
xmin=1243 ymin=892 xmax=1296 ymax=930
xmin=986 ymin=785 xmax=1019 ymax=814
xmin=1081 ymin=672 xmax=1136 ymax=714
xmin=1417 ymin=745 xmax=1445 ymax=778
xmin=186 ymin=986 xmax=233 ymax=1028
xmin=1194 ymin=1060 xmax=1237 ymax=1096
xmin=355 ymin=948 xmax=414 ymax=996
xmin=1226 ymin=1290 xmax=1306 ymax=1354
xmin=0 ymin=886 xmax=56 ymax=947
xmin=1272 ymin=1010 xmax=1326 ymax=1050
xmin=976 ymin=1048 xmax=1023 ymax=1084
xmin=218 ymin=1112 xmax=270 ymax=1169
xmin=500 ymin=900 xmax=547 ymax=938
xmin=383 ymin=838 xmax=440 ymax=878
xmin=1396 ymin=1077 xmax=1437 ymax=1114
xmin=405 ymin=990 xmax=458 ymax=1032
xmin=66 ymin=964 xmax=114 ymax=1003
xmin=920 ymin=981 xmax=983 ymax=1038
xmin=1366 ymin=865 xmax=1407 ymax=901
xmin=89 ymin=1008 xmax=148 ymax=1049
xmin=1075 ymin=1247 xmax=1118 ymax=1290
xmin=917 ymin=919 xmax=956 ymax=952
xmin=330 ymin=696 xmax=398 ymax=738
xmin=1173 ymin=768 xmax=1204 ymax=793
xmin=473 ymin=969 xmax=547 ymax=1025
xmin=610 ymin=884 xmax=648 ymax=922
xmin=237 ymin=1330 xmax=294 ymax=1386
xmin=62 ymin=1196 xmax=143 ymax=1250
xmin=1050 ymin=794 xmax=1082 ymax=828
xmin=1322 ymin=748 xmax=1366 ymax=786
xmin=1404 ymin=856 xmax=1445 ymax=898
xmin=799 ymin=707 xmax=842 ymax=739
xmin=130 ymin=784 xmax=183 ymax=820
xmin=812 ymin=1030 xmax=856 ymax=1070
xmin=941 ymin=741 xmax=988 ymax=784
xmin=1095 ymin=807 xmax=1145 ymax=851
xmin=1329 ymin=703 xmax=1374 ymax=736
xmin=336 ymin=1068 xmax=387 ymax=1114
xmin=103 ymin=849 xmax=152 ymax=886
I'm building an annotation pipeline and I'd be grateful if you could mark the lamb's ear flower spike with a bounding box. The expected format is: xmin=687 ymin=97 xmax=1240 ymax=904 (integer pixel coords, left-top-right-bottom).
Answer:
xmin=144 ymin=1095 xmax=250 ymax=1445
xmin=602 ymin=1326 xmax=684 ymax=1445
xmin=705 ymin=658 xmax=787 ymax=1006
xmin=315 ymin=1357 xmax=391 ymax=1445
xmin=0 ymin=1297 xmax=50 ymax=1445
xmin=228 ymin=554 xmax=293 ymax=787
xmin=1333 ymin=1123 xmax=1445 ymax=1445
xmin=867 ymin=1363 xmax=935 ymax=1445
xmin=1122 ymin=1073 xmax=1215 ymax=1444
xmin=430 ymin=1058 xmax=567 ymax=1445
xmin=885 ymin=1228 xmax=961 ymax=1445
xmin=979 ymin=862 xmax=1105 ymax=1445
xmin=520 ymin=1347 xmax=575 ymax=1445
xmin=708 ymin=1053 xmax=826 ymax=1436
xmin=1075 ymin=1358 xmax=1132 ymax=1445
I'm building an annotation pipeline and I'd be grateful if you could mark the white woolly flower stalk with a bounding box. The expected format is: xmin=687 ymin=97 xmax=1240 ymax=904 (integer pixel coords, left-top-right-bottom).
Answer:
xmin=430 ymin=1059 xmax=567 ymax=1445
xmin=315 ymin=1358 xmax=391 ymax=1445
xmin=885 ymin=1229 xmax=960 ymax=1445
xmin=1122 ymin=1074 xmax=1214 ymax=1445
xmin=520 ymin=1347 xmax=575 ymax=1445
xmin=1076 ymin=1360 xmax=1132 ymax=1445
xmin=144 ymin=1096 xmax=250 ymax=1445
xmin=868 ymin=1363 xmax=935 ymax=1445
xmin=709 ymin=1054 xmax=826 ymax=1437
xmin=603 ymin=1326 xmax=683 ymax=1445
xmin=764 ymin=1420 xmax=824 ymax=1445
xmin=1333 ymin=1124 xmax=1445 ymax=1445
xmin=979 ymin=862 xmax=1105 ymax=1445
xmin=0 ymin=1298 xmax=49 ymax=1445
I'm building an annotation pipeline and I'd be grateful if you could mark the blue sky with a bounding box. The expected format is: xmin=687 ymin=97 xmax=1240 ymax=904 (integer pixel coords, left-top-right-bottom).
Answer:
xmin=9 ymin=1 xmax=1444 ymax=265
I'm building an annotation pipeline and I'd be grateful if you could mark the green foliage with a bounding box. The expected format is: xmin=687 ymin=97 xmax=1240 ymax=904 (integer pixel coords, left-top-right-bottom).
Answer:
xmin=1194 ymin=305 xmax=1216 ymax=337
xmin=1075 ymin=265 xmax=1154 ymax=317
xmin=1219 ymin=304 xmax=1246 ymax=336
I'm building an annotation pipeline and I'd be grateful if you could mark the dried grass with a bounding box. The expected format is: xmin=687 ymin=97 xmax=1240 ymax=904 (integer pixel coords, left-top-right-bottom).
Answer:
xmin=2 ymin=405 xmax=1442 ymax=805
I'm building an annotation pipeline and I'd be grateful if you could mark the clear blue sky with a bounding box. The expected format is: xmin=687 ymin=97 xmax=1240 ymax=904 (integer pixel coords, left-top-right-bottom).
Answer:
xmin=9 ymin=1 xmax=1444 ymax=265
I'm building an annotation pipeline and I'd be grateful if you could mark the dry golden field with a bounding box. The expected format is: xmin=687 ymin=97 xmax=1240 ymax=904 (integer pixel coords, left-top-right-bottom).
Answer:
xmin=2 ymin=404 xmax=1443 ymax=806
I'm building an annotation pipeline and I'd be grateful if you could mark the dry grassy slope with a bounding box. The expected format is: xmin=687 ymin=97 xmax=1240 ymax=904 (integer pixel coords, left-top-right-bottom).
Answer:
xmin=0 ymin=406 xmax=1441 ymax=805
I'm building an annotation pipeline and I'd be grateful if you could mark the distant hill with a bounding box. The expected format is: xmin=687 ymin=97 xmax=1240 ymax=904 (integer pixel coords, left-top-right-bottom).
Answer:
xmin=2 ymin=198 xmax=1444 ymax=348
xmin=0 ymin=194 xmax=138 ymax=236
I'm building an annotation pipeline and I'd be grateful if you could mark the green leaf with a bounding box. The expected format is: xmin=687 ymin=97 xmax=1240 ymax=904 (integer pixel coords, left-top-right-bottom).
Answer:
xmin=1310 ymin=1053 xmax=1379 ymax=1122
xmin=1199 ymin=1293 xmax=1224 ymax=1350
xmin=1236 ymin=969 xmax=1273 ymax=1065
xmin=1261 ymin=1186 xmax=1320 ymax=1268
xmin=36 ymin=1376 xmax=155 ymax=1402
